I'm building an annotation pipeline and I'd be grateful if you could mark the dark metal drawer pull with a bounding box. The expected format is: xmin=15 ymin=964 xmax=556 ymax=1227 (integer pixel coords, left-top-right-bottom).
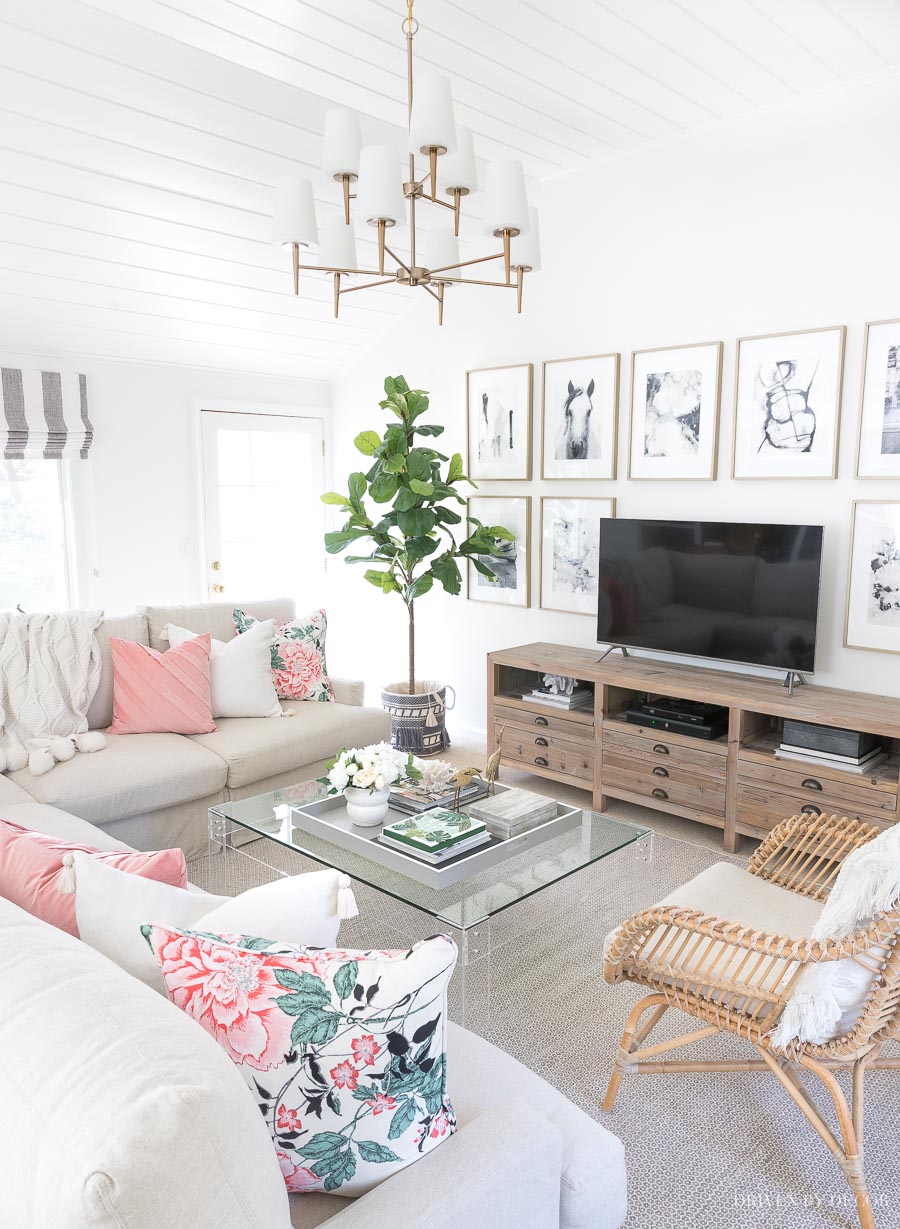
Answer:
xmin=802 ymin=778 xmax=823 ymax=792
xmin=651 ymin=787 xmax=669 ymax=800
xmin=534 ymin=756 xmax=549 ymax=767
xmin=652 ymin=765 xmax=669 ymax=778
xmin=652 ymin=743 xmax=670 ymax=755
xmin=534 ymin=736 xmax=549 ymax=747
xmin=534 ymin=716 xmax=549 ymax=727
xmin=801 ymin=803 xmax=822 ymax=816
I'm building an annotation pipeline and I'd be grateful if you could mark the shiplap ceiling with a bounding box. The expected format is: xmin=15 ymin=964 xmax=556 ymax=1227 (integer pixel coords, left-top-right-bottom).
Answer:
xmin=1 ymin=0 xmax=899 ymax=379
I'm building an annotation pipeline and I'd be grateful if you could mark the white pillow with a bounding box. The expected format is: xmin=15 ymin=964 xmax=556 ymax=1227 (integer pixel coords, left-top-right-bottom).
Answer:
xmin=71 ymin=852 xmax=358 ymax=993
xmin=165 ymin=619 xmax=280 ymax=718
xmin=772 ymin=823 xmax=900 ymax=1048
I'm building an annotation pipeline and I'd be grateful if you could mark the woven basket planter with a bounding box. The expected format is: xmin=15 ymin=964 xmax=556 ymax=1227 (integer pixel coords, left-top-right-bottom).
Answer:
xmin=381 ymin=680 xmax=455 ymax=757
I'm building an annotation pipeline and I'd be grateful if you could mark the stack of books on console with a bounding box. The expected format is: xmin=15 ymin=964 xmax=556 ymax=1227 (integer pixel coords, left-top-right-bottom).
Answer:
xmin=528 ymin=685 xmax=593 ymax=711
xmin=389 ymin=780 xmax=488 ymax=815
xmin=775 ymin=719 xmax=886 ymax=775
xmin=378 ymin=808 xmax=491 ymax=864
xmin=775 ymin=742 xmax=887 ymax=774
xmin=466 ymin=789 xmax=558 ymax=839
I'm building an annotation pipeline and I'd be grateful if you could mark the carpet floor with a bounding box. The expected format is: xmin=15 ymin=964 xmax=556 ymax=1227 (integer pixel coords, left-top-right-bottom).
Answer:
xmin=189 ymin=739 xmax=899 ymax=1229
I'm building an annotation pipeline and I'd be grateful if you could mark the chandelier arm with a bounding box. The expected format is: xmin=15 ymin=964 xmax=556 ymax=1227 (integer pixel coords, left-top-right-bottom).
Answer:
xmin=383 ymin=244 xmax=413 ymax=276
xmin=296 ymin=263 xmax=390 ymax=277
xmin=428 ymin=250 xmax=507 ymax=277
xmin=439 ymin=276 xmax=517 ymax=288
xmin=337 ymin=277 xmax=399 ymax=294
xmin=419 ymin=282 xmax=441 ymax=303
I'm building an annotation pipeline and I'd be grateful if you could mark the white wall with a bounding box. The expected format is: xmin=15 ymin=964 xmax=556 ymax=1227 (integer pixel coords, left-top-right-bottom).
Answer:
xmin=0 ymin=352 xmax=329 ymax=612
xmin=330 ymin=72 xmax=900 ymax=735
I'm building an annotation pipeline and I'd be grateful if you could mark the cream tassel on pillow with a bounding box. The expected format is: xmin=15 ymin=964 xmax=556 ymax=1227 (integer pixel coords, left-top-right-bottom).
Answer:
xmin=337 ymin=873 xmax=359 ymax=920
xmin=56 ymin=852 xmax=77 ymax=894
xmin=75 ymin=731 xmax=106 ymax=753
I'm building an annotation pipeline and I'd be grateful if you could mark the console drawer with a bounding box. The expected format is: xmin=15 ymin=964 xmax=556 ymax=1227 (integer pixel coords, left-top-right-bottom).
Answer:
xmin=735 ymin=782 xmax=895 ymax=835
xmin=498 ymin=720 xmax=591 ymax=757
xmin=738 ymin=756 xmax=898 ymax=816
xmin=602 ymin=721 xmax=727 ymax=769
xmin=497 ymin=725 xmax=593 ymax=781
xmin=495 ymin=701 xmax=594 ymax=744
xmin=602 ymin=750 xmax=726 ymax=817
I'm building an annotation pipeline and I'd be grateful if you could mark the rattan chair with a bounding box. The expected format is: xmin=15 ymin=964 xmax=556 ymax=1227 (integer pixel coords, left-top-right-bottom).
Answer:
xmin=603 ymin=813 xmax=900 ymax=1229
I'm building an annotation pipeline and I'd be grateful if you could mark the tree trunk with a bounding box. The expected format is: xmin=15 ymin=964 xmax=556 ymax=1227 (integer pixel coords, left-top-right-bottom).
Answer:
xmin=408 ymin=600 xmax=415 ymax=696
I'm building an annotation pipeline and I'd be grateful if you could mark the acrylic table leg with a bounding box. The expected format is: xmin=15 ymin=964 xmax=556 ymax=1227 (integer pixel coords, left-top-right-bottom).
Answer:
xmin=444 ymin=921 xmax=492 ymax=1035
xmin=207 ymin=808 xmax=232 ymax=895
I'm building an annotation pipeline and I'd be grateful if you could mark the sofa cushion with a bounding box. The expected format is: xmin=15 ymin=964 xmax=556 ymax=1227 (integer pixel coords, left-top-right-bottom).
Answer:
xmin=0 ymin=896 xmax=291 ymax=1229
xmin=9 ymin=732 xmax=228 ymax=824
xmin=86 ymin=612 xmax=151 ymax=731
xmin=143 ymin=597 xmax=296 ymax=652
xmin=0 ymin=800 xmax=134 ymax=850
xmin=446 ymin=1021 xmax=626 ymax=1229
xmin=190 ymin=702 xmax=392 ymax=789
xmin=0 ymin=772 xmax=33 ymax=807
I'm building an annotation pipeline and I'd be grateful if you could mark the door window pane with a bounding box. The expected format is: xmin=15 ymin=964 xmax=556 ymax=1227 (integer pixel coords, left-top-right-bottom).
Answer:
xmin=0 ymin=459 xmax=70 ymax=610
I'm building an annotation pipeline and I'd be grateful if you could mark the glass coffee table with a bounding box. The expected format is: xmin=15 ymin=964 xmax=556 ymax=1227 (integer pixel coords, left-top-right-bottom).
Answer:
xmin=209 ymin=780 xmax=652 ymax=1029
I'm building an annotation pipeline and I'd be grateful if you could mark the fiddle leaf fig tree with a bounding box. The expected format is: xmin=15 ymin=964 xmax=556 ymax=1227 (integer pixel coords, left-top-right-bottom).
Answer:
xmin=322 ymin=375 xmax=514 ymax=696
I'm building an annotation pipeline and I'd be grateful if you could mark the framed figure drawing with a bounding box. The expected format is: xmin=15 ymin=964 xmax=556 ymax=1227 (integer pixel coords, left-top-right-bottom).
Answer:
xmin=466 ymin=363 xmax=533 ymax=481
xmin=539 ymin=497 xmax=616 ymax=616
xmin=541 ymin=353 xmax=619 ymax=480
xmin=856 ymin=319 xmax=900 ymax=478
xmin=732 ymin=326 xmax=845 ymax=479
xmin=466 ymin=495 xmax=531 ymax=608
xmin=845 ymin=501 xmax=900 ymax=654
xmin=628 ymin=341 xmax=722 ymax=480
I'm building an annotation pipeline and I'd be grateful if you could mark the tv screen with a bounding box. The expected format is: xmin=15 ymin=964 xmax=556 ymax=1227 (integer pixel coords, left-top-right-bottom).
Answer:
xmin=597 ymin=519 xmax=824 ymax=673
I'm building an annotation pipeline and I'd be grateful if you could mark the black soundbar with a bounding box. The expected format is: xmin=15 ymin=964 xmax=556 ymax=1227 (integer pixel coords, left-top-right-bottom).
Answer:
xmin=624 ymin=708 xmax=728 ymax=741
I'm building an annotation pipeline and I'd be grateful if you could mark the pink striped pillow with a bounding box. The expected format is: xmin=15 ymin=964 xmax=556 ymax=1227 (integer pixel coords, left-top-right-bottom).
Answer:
xmin=0 ymin=819 xmax=187 ymax=937
xmin=108 ymin=634 xmax=216 ymax=735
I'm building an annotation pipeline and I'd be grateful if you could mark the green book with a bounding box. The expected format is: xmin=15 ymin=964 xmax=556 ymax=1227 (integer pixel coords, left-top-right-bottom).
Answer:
xmin=381 ymin=808 xmax=487 ymax=853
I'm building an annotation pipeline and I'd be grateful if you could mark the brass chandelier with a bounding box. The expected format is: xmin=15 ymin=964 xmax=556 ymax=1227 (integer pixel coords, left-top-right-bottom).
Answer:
xmin=271 ymin=0 xmax=541 ymax=324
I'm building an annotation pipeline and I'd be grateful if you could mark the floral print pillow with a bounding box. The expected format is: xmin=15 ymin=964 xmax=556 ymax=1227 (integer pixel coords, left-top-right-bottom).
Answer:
xmin=142 ymin=927 xmax=458 ymax=1197
xmin=233 ymin=607 xmax=334 ymax=702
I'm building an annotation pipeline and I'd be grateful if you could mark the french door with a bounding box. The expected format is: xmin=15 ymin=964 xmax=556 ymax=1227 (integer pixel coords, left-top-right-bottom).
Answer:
xmin=200 ymin=409 xmax=325 ymax=604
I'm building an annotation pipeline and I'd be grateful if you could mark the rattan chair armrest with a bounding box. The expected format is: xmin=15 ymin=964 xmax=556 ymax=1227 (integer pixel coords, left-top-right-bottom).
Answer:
xmin=747 ymin=813 xmax=882 ymax=901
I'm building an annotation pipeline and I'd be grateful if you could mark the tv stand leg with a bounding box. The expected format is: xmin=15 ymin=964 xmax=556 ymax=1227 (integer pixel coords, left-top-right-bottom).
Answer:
xmin=783 ymin=671 xmax=806 ymax=697
xmin=597 ymin=645 xmax=629 ymax=663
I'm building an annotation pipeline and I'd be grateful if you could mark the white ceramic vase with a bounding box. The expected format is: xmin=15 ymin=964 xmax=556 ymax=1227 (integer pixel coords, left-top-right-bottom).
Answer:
xmin=344 ymin=785 xmax=391 ymax=827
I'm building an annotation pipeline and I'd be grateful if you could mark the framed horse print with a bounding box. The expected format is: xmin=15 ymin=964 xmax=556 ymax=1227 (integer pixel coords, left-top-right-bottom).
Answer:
xmin=628 ymin=341 xmax=722 ymax=480
xmin=466 ymin=495 xmax=531 ymax=607
xmin=541 ymin=353 xmax=620 ymax=480
xmin=856 ymin=319 xmax=900 ymax=478
xmin=466 ymin=363 xmax=533 ymax=481
xmin=732 ymin=326 xmax=845 ymax=479
xmin=539 ymin=496 xmax=616 ymax=616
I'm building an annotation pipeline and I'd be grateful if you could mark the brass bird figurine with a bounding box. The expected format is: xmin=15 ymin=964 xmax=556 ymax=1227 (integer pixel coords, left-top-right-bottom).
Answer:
xmin=484 ymin=725 xmax=505 ymax=795
xmin=448 ymin=766 xmax=483 ymax=810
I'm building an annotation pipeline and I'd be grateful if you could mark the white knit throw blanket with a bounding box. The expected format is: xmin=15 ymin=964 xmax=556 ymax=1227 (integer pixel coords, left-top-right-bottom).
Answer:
xmin=0 ymin=611 xmax=106 ymax=775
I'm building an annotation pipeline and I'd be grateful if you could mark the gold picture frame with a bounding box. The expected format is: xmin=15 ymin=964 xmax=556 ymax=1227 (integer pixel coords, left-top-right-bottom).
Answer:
xmin=466 ymin=363 xmax=533 ymax=482
xmin=539 ymin=495 xmax=617 ymax=616
xmin=843 ymin=499 xmax=900 ymax=655
xmin=627 ymin=341 xmax=723 ymax=481
xmin=540 ymin=352 xmax=620 ymax=480
xmin=465 ymin=494 xmax=531 ymax=608
xmin=732 ymin=325 xmax=846 ymax=480
xmin=855 ymin=318 xmax=900 ymax=479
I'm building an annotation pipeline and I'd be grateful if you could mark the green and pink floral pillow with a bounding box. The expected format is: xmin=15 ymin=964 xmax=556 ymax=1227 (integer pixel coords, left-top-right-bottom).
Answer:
xmin=143 ymin=927 xmax=457 ymax=1196
xmin=233 ymin=607 xmax=334 ymax=702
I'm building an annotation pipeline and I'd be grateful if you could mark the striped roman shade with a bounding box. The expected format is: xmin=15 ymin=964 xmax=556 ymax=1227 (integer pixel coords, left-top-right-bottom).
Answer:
xmin=1 ymin=368 xmax=93 ymax=459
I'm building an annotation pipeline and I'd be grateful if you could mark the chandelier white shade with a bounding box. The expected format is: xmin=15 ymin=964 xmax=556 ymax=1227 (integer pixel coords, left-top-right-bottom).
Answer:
xmin=272 ymin=174 xmax=318 ymax=249
xmin=322 ymin=108 xmax=362 ymax=180
xmin=273 ymin=1 xmax=539 ymax=322
xmin=408 ymin=75 xmax=457 ymax=155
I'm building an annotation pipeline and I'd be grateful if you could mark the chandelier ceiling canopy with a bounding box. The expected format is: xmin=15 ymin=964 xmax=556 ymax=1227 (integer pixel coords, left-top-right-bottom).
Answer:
xmin=271 ymin=0 xmax=541 ymax=324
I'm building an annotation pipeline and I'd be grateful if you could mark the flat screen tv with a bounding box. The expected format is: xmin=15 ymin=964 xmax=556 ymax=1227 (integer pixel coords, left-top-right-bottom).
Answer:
xmin=596 ymin=519 xmax=824 ymax=674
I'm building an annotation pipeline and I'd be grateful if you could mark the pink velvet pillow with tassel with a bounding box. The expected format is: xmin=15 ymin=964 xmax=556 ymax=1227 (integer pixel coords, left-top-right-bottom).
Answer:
xmin=0 ymin=819 xmax=187 ymax=937
xmin=108 ymin=634 xmax=216 ymax=735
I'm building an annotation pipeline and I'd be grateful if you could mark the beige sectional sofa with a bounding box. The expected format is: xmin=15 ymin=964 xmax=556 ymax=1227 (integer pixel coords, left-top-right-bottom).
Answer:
xmin=6 ymin=598 xmax=391 ymax=860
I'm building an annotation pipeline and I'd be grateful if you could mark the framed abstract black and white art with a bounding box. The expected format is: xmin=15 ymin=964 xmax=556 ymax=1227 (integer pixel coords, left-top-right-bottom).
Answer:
xmin=627 ymin=341 xmax=722 ymax=480
xmin=466 ymin=495 xmax=531 ymax=608
xmin=466 ymin=363 xmax=533 ymax=481
xmin=856 ymin=319 xmax=900 ymax=478
xmin=539 ymin=496 xmax=616 ymax=616
xmin=732 ymin=326 xmax=845 ymax=480
xmin=845 ymin=501 xmax=900 ymax=654
xmin=540 ymin=353 xmax=619 ymax=480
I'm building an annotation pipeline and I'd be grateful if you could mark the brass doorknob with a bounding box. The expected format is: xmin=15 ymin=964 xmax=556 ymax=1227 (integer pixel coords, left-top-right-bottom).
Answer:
xmin=211 ymin=560 xmax=221 ymax=571
xmin=212 ymin=583 xmax=225 ymax=593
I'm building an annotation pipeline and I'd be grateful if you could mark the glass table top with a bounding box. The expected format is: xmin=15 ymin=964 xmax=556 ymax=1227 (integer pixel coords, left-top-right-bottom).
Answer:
xmin=211 ymin=781 xmax=649 ymax=929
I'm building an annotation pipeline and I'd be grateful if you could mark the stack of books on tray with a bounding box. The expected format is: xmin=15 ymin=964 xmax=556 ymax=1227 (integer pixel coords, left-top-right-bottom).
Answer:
xmin=466 ymin=789 xmax=558 ymax=838
xmin=378 ymin=808 xmax=491 ymax=864
xmin=389 ymin=780 xmax=488 ymax=815
xmin=528 ymin=686 xmax=593 ymax=711
xmin=775 ymin=742 xmax=887 ymax=775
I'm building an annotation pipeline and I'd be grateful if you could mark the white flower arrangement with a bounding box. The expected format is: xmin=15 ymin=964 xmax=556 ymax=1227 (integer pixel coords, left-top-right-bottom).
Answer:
xmin=320 ymin=742 xmax=422 ymax=795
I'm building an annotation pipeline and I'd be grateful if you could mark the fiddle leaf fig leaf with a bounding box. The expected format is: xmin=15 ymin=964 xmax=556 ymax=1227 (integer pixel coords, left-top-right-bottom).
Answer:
xmin=408 ymin=479 xmax=433 ymax=497
xmin=321 ymin=491 xmax=351 ymax=507
xmin=354 ymin=431 xmax=381 ymax=456
xmin=446 ymin=453 xmax=465 ymax=484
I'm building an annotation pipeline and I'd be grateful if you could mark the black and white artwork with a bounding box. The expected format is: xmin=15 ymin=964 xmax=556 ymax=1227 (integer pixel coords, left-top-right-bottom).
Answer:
xmin=540 ymin=497 xmax=615 ymax=616
xmin=857 ymin=319 xmax=900 ymax=478
xmin=734 ymin=327 xmax=845 ymax=479
xmin=629 ymin=342 xmax=722 ymax=480
xmin=541 ymin=354 xmax=619 ymax=480
xmin=467 ymin=495 xmax=530 ymax=607
xmin=845 ymin=502 xmax=900 ymax=653
xmin=467 ymin=364 xmax=532 ymax=480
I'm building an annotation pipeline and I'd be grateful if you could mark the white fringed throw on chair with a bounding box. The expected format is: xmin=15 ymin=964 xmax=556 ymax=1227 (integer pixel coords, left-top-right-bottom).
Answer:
xmin=0 ymin=611 xmax=107 ymax=775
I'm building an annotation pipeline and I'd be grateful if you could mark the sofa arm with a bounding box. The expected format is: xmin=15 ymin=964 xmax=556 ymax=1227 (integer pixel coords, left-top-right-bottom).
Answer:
xmin=324 ymin=1097 xmax=563 ymax=1229
xmin=330 ymin=677 xmax=366 ymax=706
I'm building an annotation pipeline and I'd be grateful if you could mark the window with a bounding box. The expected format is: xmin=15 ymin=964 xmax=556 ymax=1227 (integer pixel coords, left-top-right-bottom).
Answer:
xmin=0 ymin=459 xmax=73 ymax=610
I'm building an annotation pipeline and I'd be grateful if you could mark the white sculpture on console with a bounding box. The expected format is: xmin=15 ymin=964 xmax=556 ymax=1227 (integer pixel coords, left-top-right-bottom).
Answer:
xmin=542 ymin=673 xmax=576 ymax=696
